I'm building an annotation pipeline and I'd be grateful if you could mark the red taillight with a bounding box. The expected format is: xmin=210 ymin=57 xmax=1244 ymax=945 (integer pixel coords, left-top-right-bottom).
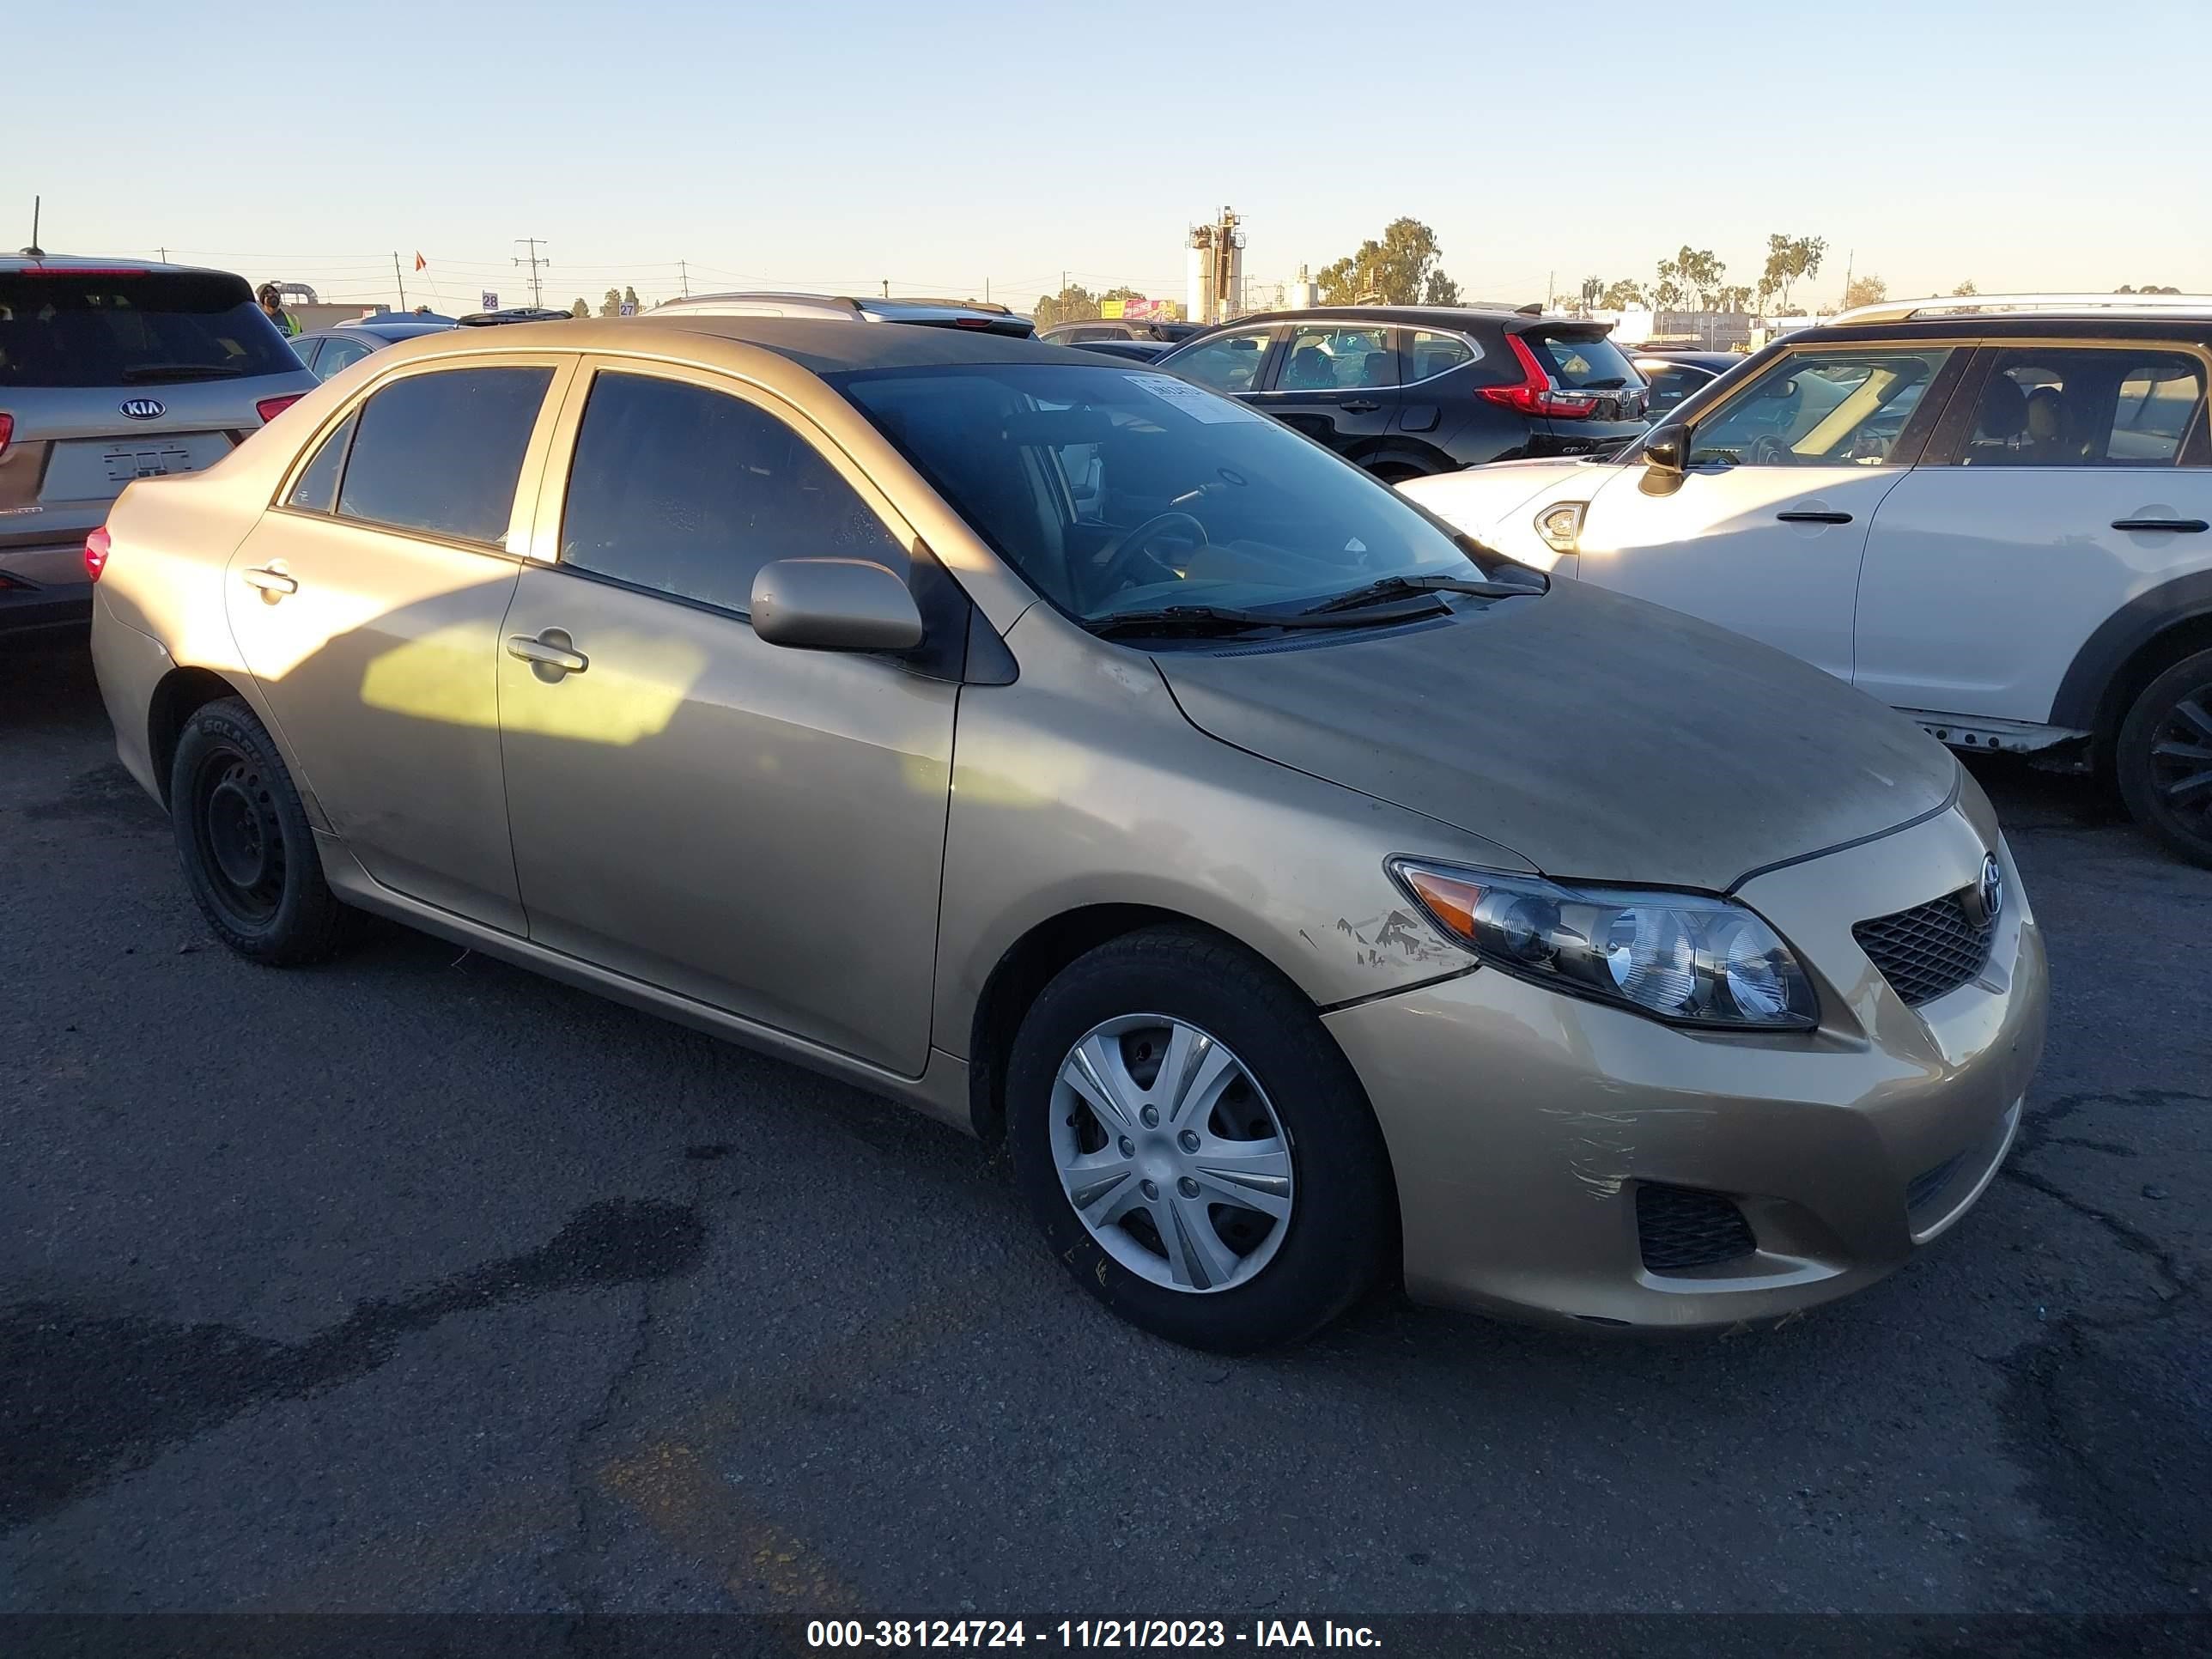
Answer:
xmin=1480 ymin=333 xmax=1602 ymax=421
xmin=0 ymin=411 xmax=12 ymax=458
xmin=83 ymin=526 xmax=112 ymax=583
xmin=256 ymin=394 xmax=304 ymax=423
xmin=24 ymin=265 xmax=148 ymax=278
xmin=951 ymin=316 xmax=994 ymax=329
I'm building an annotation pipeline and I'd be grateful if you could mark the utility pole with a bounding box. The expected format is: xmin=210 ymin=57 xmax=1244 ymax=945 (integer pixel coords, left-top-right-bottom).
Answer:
xmin=513 ymin=238 xmax=549 ymax=307
xmin=1547 ymin=270 xmax=1554 ymax=311
xmin=392 ymin=252 xmax=407 ymax=312
xmin=1840 ymin=248 xmax=1854 ymax=313
xmin=157 ymin=245 xmax=168 ymax=263
xmin=678 ymin=258 xmax=690 ymax=297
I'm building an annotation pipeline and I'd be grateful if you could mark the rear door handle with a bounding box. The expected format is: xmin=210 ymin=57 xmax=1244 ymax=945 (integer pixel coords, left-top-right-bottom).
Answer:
xmin=2112 ymin=517 xmax=2209 ymax=533
xmin=1340 ymin=399 xmax=1382 ymax=413
xmin=1776 ymin=510 xmax=1853 ymax=525
xmin=240 ymin=565 xmax=298 ymax=597
xmin=507 ymin=629 xmax=589 ymax=678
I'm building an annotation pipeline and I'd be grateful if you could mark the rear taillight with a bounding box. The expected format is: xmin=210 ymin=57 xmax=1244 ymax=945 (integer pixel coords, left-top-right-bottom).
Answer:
xmin=1480 ymin=334 xmax=1601 ymax=421
xmin=83 ymin=526 xmax=112 ymax=583
xmin=256 ymin=394 xmax=304 ymax=423
xmin=0 ymin=412 xmax=13 ymax=458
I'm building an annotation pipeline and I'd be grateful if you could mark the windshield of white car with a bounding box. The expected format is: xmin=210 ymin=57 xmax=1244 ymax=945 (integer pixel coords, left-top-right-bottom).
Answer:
xmin=832 ymin=364 xmax=1488 ymax=623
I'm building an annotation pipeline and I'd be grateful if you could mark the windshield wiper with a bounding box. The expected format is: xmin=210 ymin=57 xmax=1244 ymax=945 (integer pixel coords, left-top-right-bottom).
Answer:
xmin=1301 ymin=572 xmax=1544 ymax=615
xmin=120 ymin=364 xmax=244 ymax=382
xmin=1085 ymin=598 xmax=1449 ymax=639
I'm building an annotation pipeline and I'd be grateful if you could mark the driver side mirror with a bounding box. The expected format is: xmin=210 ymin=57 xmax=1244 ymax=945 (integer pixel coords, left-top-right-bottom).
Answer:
xmin=1644 ymin=424 xmax=1688 ymax=473
xmin=750 ymin=558 xmax=923 ymax=653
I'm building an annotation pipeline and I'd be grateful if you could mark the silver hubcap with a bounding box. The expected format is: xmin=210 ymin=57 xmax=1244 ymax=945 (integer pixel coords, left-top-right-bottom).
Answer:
xmin=1049 ymin=1014 xmax=1293 ymax=1294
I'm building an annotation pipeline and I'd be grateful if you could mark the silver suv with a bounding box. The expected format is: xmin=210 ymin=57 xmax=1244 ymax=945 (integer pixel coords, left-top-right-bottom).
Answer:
xmin=0 ymin=256 xmax=315 ymax=635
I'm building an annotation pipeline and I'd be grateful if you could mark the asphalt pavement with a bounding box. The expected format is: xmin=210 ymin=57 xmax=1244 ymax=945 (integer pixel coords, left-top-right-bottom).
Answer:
xmin=3 ymin=635 xmax=2205 ymax=1616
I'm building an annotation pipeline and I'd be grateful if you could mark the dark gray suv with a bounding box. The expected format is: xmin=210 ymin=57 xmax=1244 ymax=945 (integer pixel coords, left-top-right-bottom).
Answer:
xmin=0 ymin=257 xmax=315 ymax=634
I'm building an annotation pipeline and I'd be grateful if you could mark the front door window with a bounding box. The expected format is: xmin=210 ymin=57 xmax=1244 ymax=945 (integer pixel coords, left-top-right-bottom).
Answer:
xmin=1688 ymin=349 xmax=1954 ymax=467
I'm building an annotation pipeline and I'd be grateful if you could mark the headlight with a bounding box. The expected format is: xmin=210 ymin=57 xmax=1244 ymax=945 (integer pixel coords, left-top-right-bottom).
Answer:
xmin=1390 ymin=860 xmax=1818 ymax=1030
xmin=1534 ymin=501 xmax=1585 ymax=556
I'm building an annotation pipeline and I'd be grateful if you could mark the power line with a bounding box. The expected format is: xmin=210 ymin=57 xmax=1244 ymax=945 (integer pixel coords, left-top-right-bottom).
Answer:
xmin=513 ymin=238 xmax=550 ymax=308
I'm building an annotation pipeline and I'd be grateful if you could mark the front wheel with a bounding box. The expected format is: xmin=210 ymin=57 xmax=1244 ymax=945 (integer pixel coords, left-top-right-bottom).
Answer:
xmin=170 ymin=696 xmax=351 ymax=963
xmin=1006 ymin=928 xmax=1395 ymax=1352
xmin=2117 ymin=648 xmax=2212 ymax=868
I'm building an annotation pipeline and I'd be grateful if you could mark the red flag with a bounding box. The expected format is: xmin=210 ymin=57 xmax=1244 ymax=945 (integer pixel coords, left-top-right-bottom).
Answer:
xmin=413 ymin=252 xmax=426 ymax=271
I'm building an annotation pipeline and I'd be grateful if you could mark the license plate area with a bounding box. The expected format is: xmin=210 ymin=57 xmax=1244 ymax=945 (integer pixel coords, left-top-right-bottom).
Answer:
xmin=43 ymin=432 xmax=235 ymax=501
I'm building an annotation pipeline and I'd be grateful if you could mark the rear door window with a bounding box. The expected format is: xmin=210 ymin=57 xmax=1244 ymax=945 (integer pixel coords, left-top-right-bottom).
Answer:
xmin=1956 ymin=349 xmax=2209 ymax=467
xmin=0 ymin=270 xmax=301 ymax=387
xmin=1520 ymin=328 xmax=1641 ymax=391
xmin=335 ymin=366 xmax=553 ymax=544
xmin=286 ymin=410 xmax=357 ymax=514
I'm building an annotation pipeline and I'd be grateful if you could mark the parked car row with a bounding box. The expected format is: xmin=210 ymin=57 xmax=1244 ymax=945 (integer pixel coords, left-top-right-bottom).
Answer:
xmin=85 ymin=309 xmax=2047 ymax=1352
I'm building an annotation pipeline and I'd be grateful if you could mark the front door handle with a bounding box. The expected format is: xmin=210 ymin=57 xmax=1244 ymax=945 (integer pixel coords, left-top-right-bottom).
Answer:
xmin=2112 ymin=517 xmax=2209 ymax=533
xmin=240 ymin=564 xmax=298 ymax=597
xmin=1776 ymin=509 xmax=1853 ymax=525
xmin=507 ymin=629 xmax=589 ymax=679
xmin=1340 ymin=399 xmax=1382 ymax=414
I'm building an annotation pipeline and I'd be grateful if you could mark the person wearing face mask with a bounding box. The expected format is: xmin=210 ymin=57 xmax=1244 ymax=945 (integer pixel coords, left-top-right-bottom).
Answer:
xmin=256 ymin=282 xmax=300 ymax=338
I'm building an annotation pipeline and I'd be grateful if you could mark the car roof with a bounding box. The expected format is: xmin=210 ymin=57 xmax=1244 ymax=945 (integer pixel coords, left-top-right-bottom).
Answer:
xmin=386 ymin=314 xmax=1101 ymax=374
xmin=1794 ymin=314 xmax=2212 ymax=346
xmin=0 ymin=253 xmax=234 ymax=279
xmin=316 ymin=319 xmax=455 ymax=341
xmin=1194 ymin=304 xmax=1552 ymax=329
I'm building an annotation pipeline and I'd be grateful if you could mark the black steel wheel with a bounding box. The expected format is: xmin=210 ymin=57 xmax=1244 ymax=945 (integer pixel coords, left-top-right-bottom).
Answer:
xmin=170 ymin=696 xmax=350 ymax=963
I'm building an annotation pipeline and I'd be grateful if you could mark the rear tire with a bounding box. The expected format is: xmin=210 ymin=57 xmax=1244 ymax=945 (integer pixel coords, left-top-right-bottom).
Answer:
xmin=2117 ymin=648 xmax=2212 ymax=868
xmin=1006 ymin=927 xmax=1395 ymax=1352
xmin=170 ymin=696 xmax=351 ymax=964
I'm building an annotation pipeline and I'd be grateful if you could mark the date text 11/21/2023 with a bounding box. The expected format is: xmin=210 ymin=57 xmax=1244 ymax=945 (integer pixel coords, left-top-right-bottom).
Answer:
xmin=805 ymin=1620 xmax=1383 ymax=1649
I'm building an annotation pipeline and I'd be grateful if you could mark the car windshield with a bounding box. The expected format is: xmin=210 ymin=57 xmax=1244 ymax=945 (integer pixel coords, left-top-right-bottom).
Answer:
xmin=833 ymin=364 xmax=1482 ymax=623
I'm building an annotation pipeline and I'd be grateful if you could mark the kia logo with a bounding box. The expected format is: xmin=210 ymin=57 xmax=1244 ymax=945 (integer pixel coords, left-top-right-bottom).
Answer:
xmin=119 ymin=398 xmax=166 ymax=420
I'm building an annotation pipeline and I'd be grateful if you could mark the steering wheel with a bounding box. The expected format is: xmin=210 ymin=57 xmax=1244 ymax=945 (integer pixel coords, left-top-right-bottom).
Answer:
xmin=1750 ymin=434 xmax=1796 ymax=465
xmin=1089 ymin=511 xmax=1208 ymax=605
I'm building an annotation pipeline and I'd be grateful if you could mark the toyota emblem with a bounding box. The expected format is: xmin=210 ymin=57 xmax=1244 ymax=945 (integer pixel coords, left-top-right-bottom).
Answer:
xmin=1965 ymin=854 xmax=2004 ymax=927
xmin=119 ymin=398 xmax=166 ymax=420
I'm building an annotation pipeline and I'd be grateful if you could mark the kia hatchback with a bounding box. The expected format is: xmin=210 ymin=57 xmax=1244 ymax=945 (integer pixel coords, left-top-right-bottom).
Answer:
xmin=0 ymin=258 xmax=315 ymax=634
xmin=90 ymin=319 xmax=2045 ymax=1351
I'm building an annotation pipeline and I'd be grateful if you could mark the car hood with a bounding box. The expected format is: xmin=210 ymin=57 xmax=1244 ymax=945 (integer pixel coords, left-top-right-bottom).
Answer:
xmin=1152 ymin=581 xmax=1960 ymax=892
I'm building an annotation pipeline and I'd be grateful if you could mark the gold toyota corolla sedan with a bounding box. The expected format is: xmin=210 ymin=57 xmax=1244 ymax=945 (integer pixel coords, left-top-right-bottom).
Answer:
xmin=88 ymin=317 xmax=2047 ymax=1350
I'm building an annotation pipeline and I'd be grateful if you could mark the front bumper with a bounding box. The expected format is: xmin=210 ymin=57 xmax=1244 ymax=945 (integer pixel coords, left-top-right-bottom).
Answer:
xmin=1327 ymin=799 xmax=2047 ymax=1330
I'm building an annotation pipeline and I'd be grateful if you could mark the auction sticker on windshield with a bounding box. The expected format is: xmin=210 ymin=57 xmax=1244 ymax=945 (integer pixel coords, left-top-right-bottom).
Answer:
xmin=1125 ymin=372 xmax=1263 ymax=423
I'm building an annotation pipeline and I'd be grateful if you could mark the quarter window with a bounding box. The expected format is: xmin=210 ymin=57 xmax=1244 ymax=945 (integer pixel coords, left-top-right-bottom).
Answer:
xmin=1688 ymin=349 xmax=1953 ymax=467
xmin=334 ymin=366 xmax=552 ymax=543
xmin=285 ymin=410 xmax=356 ymax=514
xmin=559 ymin=371 xmax=906 ymax=615
xmin=1407 ymin=331 xmax=1477 ymax=381
xmin=1278 ymin=325 xmax=1399 ymax=391
xmin=314 ymin=334 xmax=374 ymax=380
xmin=1958 ymin=348 xmax=2208 ymax=467
xmin=1169 ymin=329 xmax=1274 ymax=394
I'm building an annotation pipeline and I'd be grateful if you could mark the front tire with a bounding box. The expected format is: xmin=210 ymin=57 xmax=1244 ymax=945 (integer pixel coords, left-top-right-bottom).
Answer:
xmin=170 ymin=696 xmax=350 ymax=964
xmin=2117 ymin=648 xmax=2212 ymax=868
xmin=1006 ymin=927 xmax=1395 ymax=1352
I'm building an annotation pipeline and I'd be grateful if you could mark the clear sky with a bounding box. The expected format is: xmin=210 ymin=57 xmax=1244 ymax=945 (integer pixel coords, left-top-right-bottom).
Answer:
xmin=15 ymin=0 xmax=2211 ymax=316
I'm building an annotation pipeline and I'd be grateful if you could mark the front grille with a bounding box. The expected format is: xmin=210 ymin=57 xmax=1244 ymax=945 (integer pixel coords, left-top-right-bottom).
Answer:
xmin=1637 ymin=1184 xmax=1757 ymax=1273
xmin=1906 ymin=1152 xmax=1966 ymax=1213
xmin=1853 ymin=890 xmax=1994 ymax=1007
